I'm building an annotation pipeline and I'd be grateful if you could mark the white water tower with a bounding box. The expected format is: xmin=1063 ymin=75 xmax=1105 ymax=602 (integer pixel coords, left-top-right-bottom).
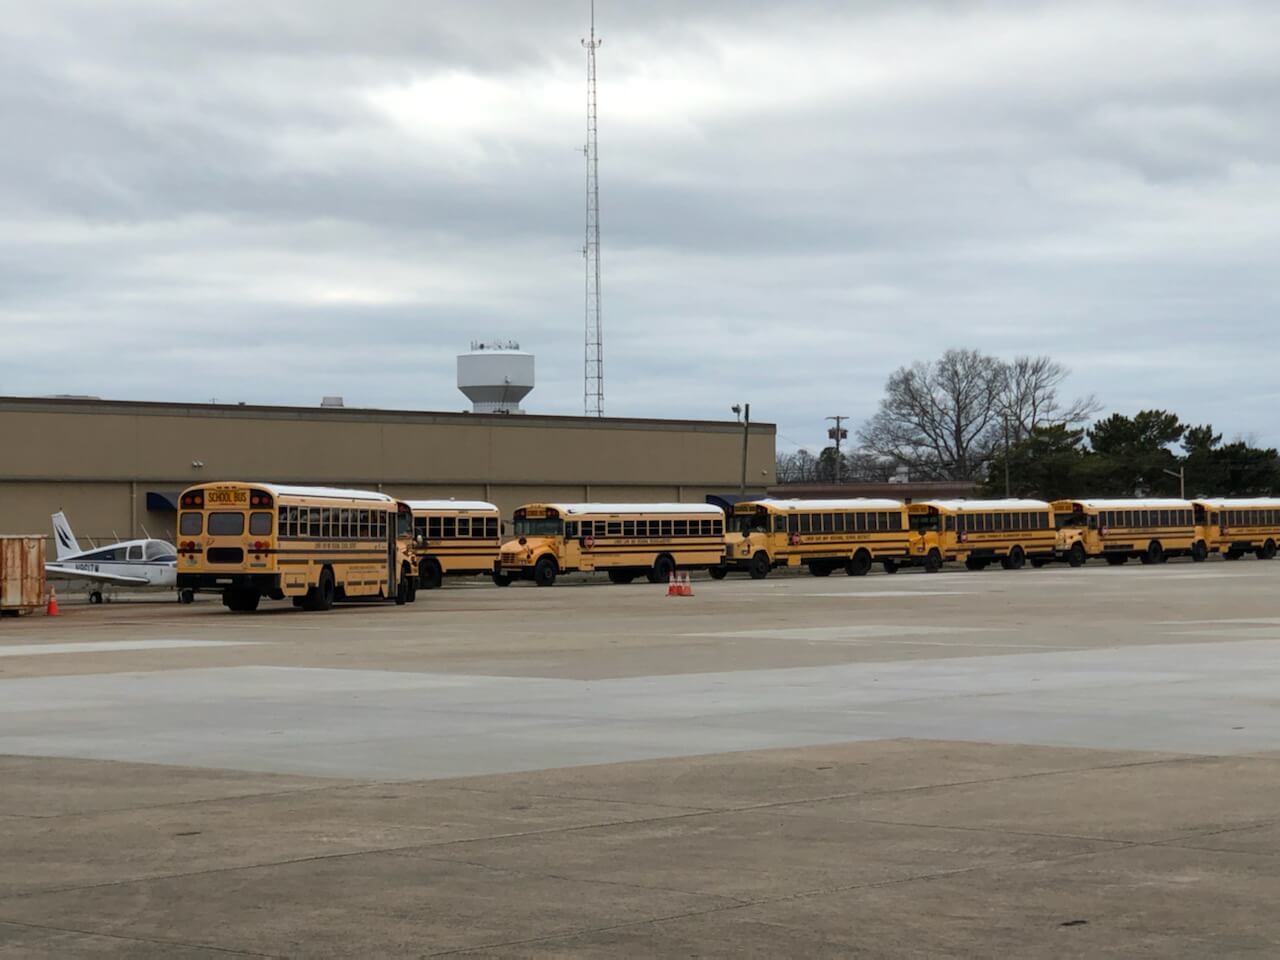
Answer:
xmin=457 ymin=340 xmax=535 ymax=414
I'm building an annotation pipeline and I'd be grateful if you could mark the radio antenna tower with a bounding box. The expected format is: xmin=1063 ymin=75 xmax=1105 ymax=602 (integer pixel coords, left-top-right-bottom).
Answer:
xmin=582 ymin=0 xmax=604 ymax=416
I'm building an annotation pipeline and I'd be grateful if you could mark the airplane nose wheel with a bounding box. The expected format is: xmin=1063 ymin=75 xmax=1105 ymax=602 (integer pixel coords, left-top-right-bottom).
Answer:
xmin=89 ymin=590 xmax=103 ymax=605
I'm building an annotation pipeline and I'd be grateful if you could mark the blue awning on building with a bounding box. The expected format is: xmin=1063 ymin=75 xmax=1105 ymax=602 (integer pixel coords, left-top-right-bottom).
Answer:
xmin=146 ymin=491 xmax=182 ymax=512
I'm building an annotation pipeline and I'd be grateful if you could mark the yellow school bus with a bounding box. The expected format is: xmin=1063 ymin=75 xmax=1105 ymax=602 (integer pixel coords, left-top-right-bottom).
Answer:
xmin=176 ymin=482 xmax=416 ymax=611
xmin=1192 ymin=498 xmax=1280 ymax=561
xmin=907 ymin=499 xmax=1056 ymax=572
xmin=1050 ymin=499 xmax=1197 ymax=565
xmin=406 ymin=500 xmax=507 ymax=587
xmin=498 ymin=502 xmax=725 ymax=586
xmin=719 ymin=498 xmax=911 ymax=579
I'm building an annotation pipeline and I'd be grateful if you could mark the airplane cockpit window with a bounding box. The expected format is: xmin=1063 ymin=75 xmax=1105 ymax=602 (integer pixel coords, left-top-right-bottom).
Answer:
xmin=127 ymin=544 xmax=144 ymax=561
xmin=146 ymin=541 xmax=177 ymax=561
xmin=81 ymin=547 xmax=118 ymax=562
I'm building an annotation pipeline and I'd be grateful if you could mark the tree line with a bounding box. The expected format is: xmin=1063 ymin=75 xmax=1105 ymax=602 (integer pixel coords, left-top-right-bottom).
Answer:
xmin=777 ymin=348 xmax=1280 ymax=499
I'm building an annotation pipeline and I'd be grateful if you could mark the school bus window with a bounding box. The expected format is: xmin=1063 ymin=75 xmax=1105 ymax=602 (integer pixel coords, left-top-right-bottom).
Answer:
xmin=607 ymin=521 xmax=622 ymax=536
xmin=455 ymin=517 xmax=469 ymax=537
xmin=180 ymin=512 xmax=203 ymax=536
xmin=209 ymin=513 xmax=244 ymax=536
xmin=621 ymin=520 xmax=634 ymax=536
xmin=249 ymin=512 xmax=272 ymax=536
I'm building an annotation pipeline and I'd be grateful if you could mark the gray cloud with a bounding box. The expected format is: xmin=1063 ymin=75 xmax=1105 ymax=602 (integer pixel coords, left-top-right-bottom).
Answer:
xmin=2 ymin=0 xmax=1278 ymax=453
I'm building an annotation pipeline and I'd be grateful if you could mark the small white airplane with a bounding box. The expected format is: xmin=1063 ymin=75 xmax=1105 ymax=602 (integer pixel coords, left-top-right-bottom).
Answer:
xmin=44 ymin=511 xmax=191 ymax=604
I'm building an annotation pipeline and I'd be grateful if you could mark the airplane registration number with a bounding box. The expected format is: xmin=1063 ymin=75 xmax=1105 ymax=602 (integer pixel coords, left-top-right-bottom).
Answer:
xmin=207 ymin=489 xmax=248 ymax=505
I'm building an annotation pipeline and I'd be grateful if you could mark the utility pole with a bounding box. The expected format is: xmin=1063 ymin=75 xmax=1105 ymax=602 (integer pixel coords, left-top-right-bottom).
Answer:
xmin=1162 ymin=466 xmax=1186 ymax=498
xmin=582 ymin=0 xmax=604 ymax=416
xmin=733 ymin=403 xmax=751 ymax=496
xmin=1003 ymin=416 xmax=1011 ymax=498
xmin=826 ymin=415 xmax=848 ymax=484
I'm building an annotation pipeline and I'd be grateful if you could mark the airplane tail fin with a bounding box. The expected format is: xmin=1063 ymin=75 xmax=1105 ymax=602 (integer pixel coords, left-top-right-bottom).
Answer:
xmin=51 ymin=511 xmax=82 ymax=560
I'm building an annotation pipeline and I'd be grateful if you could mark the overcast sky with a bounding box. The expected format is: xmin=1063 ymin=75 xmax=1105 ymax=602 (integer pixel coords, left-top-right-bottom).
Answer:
xmin=2 ymin=0 xmax=1277 ymax=451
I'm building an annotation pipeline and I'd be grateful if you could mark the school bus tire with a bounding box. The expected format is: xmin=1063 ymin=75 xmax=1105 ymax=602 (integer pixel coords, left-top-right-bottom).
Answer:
xmin=648 ymin=553 xmax=676 ymax=584
xmin=301 ymin=568 xmax=335 ymax=610
xmin=1140 ymin=541 xmax=1164 ymax=565
xmin=964 ymin=556 xmax=988 ymax=571
xmin=1029 ymin=557 xmax=1047 ymax=568
xmin=1105 ymin=554 xmax=1128 ymax=565
xmin=1001 ymin=545 xmax=1026 ymax=570
xmin=1224 ymin=549 xmax=1242 ymax=560
xmin=882 ymin=559 xmax=900 ymax=574
xmin=808 ymin=561 xmax=833 ymax=577
xmin=708 ymin=566 xmax=728 ymax=580
xmin=492 ymin=571 xmax=513 ymax=586
xmin=1067 ymin=543 xmax=1086 ymax=567
xmin=846 ymin=550 xmax=872 ymax=577
xmin=419 ymin=559 xmax=443 ymax=589
xmin=748 ymin=552 xmax=770 ymax=580
xmin=607 ymin=569 xmax=638 ymax=584
xmin=1191 ymin=540 xmax=1208 ymax=562
xmin=1258 ymin=540 xmax=1276 ymax=560
xmin=395 ymin=563 xmax=413 ymax=605
xmin=924 ymin=549 xmax=943 ymax=573
xmin=534 ymin=556 xmax=558 ymax=587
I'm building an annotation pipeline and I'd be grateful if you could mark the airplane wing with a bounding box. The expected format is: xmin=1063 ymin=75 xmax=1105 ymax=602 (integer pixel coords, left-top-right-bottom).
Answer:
xmin=44 ymin=565 xmax=153 ymax=587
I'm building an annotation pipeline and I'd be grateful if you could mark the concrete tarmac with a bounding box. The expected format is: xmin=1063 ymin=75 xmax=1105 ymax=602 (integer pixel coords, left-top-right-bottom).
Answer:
xmin=2 ymin=560 xmax=1279 ymax=956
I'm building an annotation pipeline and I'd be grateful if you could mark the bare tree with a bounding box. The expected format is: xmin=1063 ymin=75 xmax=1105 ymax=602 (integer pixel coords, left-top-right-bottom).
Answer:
xmin=997 ymin=355 xmax=1099 ymax=443
xmin=775 ymin=448 xmax=820 ymax=483
xmin=857 ymin=349 xmax=1005 ymax=480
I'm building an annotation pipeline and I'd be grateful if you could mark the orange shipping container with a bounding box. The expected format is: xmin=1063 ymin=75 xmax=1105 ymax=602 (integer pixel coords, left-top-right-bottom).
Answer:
xmin=0 ymin=535 xmax=46 ymax=616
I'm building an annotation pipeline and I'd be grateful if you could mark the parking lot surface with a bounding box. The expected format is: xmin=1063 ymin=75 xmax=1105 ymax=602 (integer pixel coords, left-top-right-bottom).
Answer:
xmin=2 ymin=562 xmax=1279 ymax=957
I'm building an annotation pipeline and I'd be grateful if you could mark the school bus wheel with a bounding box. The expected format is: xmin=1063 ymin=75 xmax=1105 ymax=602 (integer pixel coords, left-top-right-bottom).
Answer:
xmin=648 ymin=554 xmax=676 ymax=584
xmin=534 ymin=555 xmax=558 ymax=587
xmin=748 ymin=552 xmax=770 ymax=580
xmin=846 ymin=550 xmax=872 ymax=577
xmin=419 ymin=559 xmax=443 ymax=589
xmin=708 ymin=565 xmax=728 ymax=580
xmin=924 ymin=549 xmax=943 ymax=573
xmin=1067 ymin=542 xmax=1086 ymax=567
xmin=305 ymin=567 xmax=335 ymax=611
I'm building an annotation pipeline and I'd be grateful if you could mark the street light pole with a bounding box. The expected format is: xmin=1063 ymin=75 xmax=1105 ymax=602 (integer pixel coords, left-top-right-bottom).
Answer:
xmin=739 ymin=403 xmax=750 ymax=496
xmin=826 ymin=415 xmax=848 ymax=485
xmin=1161 ymin=467 xmax=1186 ymax=499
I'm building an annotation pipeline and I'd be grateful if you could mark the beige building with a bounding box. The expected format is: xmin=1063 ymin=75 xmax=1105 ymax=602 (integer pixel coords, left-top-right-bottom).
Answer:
xmin=0 ymin=397 xmax=775 ymax=546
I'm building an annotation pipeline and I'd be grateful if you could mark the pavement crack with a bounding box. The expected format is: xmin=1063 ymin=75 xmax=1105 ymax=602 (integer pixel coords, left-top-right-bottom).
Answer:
xmin=0 ymin=917 xmax=283 ymax=958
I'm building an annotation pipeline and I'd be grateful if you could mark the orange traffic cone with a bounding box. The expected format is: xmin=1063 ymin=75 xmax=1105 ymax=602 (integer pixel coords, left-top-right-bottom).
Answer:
xmin=46 ymin=587 xmax=60 ymax=617
xmin=681 ymin=572 xmax=694 ymax=597
xmin=667 ymin=573 xmax=678 ymax=597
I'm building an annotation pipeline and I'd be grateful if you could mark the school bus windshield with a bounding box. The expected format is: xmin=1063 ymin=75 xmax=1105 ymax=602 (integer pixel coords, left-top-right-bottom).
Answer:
xmin=910 ymin=512 xmax=940 ymax=533
xmin=513 ymin=517 xmax=563 ymax=537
